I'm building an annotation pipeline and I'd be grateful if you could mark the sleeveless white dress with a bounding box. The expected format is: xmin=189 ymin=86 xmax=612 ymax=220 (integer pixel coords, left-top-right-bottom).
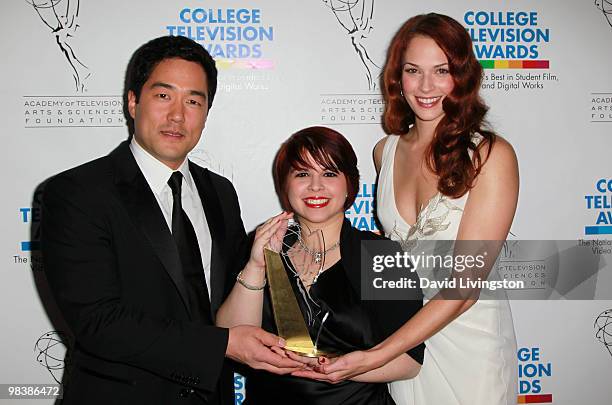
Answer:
xmin=377 ymin=135 xmax=517 ymax=405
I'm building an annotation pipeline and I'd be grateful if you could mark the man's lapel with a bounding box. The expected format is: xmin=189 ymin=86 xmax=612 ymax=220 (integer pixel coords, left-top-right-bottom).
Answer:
xmin=110 ymin=141 xmax=192 ymax=317
xmin=189 ymin=162 xmax=227 ymax=320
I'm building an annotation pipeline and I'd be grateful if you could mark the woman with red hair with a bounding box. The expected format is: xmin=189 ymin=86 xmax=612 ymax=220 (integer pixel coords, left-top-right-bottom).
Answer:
xmin=304 ymin=13 xmax=519 ymax=405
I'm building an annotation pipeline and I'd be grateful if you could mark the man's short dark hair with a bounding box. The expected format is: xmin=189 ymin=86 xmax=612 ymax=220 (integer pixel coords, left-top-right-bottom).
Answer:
xmin=125 ymin=36 xmax=217 ymax=108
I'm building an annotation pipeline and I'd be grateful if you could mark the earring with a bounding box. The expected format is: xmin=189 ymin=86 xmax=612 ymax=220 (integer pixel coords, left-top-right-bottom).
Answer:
xmin=400 ymin=87 xmax=404 ymax=98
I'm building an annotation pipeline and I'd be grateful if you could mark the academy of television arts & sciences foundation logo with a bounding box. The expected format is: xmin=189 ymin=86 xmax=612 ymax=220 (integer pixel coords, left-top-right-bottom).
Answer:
xmin=23 ymin=0 xmax=124 ymax=129
xmin=319 ymin=0 xmax=384 ymax=126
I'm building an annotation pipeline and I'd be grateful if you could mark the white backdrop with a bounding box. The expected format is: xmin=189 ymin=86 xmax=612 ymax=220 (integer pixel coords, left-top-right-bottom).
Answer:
xmin=1 ymin=1 xmax=611 ymax=404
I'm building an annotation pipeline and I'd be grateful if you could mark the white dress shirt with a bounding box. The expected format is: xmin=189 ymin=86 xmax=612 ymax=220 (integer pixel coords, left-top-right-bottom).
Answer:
xmin=130 ymin=138 xmax=212 ymax=298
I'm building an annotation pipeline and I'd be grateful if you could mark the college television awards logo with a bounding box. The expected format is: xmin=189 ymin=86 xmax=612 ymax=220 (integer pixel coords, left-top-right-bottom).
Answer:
xmin=14 ymin=192 xmax=44 ymax=271
xmin=234 ymin=374 xmax=245 ymax=404
xmin=319 ymin=0 xmax=384 ymax=126
xmin=517 ymin=346 xmax=553 ymax=403
xmin=23 ymin=0 xmax=124 ymax=128
xmin=463 ymin=10 xmax=559 ymax=92
xmin=18 ymin=206 xmax=41 ymax=253
xmin=166 ymin=7 xmax=274 ymax=70
xmin=584 ymin=178 xmax=612 ymax=235
xmin=165 ymin=7 xmax=275 ymax=94
xmin=344 ymin=182 xmax=379 ymax=232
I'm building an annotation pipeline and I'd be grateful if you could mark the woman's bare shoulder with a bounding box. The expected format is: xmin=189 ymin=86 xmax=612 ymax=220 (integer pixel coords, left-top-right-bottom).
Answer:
xmin=478 ymin=134 xmax=517 ymax=174
xmin=373 ymin=136 xmax=391 ymax=173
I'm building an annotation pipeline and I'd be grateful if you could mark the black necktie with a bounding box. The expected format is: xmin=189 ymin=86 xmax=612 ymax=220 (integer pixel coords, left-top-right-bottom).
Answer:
xmin=167 ymin=171 xmax=212 ymax=322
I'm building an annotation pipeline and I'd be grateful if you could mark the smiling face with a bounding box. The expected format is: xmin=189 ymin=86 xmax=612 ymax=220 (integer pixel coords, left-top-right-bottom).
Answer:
xmin=286 ymin=153 xmax=348 ymax=231
xmin=128 ymin=58 xmax=209 ymax=169
xmin=401 ymin=35 xmax=454 ymax=125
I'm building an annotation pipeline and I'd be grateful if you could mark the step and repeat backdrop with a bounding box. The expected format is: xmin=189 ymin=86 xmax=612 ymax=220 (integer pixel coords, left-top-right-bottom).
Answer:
xmin=1 ymin=0 xmax=611 ymax=404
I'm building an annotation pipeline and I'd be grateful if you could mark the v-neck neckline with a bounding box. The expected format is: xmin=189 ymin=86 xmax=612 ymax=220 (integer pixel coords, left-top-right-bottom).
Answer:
xmin=389 ymin=136 xmax=440 ymax=228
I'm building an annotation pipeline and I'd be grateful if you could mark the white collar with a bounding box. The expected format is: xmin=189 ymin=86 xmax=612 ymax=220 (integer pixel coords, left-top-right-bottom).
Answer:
xmin=129 ymin=137 xmax=195 ymax=195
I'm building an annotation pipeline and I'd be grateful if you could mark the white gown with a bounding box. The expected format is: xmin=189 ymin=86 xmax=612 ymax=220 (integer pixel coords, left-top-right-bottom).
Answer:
xmin=377 ymin=134 xmax=517 ymax=405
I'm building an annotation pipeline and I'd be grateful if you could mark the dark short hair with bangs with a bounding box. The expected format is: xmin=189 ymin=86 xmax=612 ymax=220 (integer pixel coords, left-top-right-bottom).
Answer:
xmin=122 ymin=35 xmax=217 ymax=136
xmin=125 ymin=35 xmax=217 ymax=108
xmin=273 ymin=126 xmax=360 ymax=211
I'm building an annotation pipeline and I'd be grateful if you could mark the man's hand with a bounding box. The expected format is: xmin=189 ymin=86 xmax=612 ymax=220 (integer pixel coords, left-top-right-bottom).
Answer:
xmin=226 ymin=325 xmax=305 ymax=374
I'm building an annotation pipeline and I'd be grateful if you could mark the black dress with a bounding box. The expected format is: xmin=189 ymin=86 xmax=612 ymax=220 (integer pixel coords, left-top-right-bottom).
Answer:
xmin=244 ymin=220 xmax=425 ymax=405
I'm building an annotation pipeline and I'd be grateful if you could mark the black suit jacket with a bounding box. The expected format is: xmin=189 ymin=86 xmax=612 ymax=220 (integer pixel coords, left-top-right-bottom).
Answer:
xmin=42 ymin=141 xmax=248 ymax=404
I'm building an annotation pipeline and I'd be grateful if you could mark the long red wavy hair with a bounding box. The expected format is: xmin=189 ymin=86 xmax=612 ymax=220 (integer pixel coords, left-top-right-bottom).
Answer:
xmin=382 ymin=13 xmax=495 ymax=198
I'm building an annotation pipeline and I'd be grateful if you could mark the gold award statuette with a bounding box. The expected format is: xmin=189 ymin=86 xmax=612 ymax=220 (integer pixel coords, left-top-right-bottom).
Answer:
xmin=264 ymin=247 xmax=329 ymax=357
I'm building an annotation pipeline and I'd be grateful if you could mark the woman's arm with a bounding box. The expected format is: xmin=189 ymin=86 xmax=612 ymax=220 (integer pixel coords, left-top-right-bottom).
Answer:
xmin=215 ymin=260 xmax=266 ymax=328
xmin=297 ymin=137 xmax=519 ymax=382
xmin=216 ymin=212 xmax=292 ymax=328
xmin=291 ymin=351 xmax=420 ymax=383
xmin=350 ymin=353 xmax=420 ymax=382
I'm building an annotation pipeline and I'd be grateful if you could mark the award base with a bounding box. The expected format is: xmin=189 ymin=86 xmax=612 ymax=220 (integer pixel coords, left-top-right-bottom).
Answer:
xmin=285 ymin=344 xmax=335 ymax=358
xmin=265 ymin=248 xmax=337 ymax=358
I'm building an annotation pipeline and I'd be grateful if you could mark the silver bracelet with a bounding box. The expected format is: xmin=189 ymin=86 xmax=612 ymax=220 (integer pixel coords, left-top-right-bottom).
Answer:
xmin=236 ymin=270 xmax=267 ymax=291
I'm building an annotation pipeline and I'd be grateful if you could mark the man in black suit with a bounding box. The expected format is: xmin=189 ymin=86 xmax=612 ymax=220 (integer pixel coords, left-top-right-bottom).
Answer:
xmin=42 ymin=36 xmax=302 ymax=404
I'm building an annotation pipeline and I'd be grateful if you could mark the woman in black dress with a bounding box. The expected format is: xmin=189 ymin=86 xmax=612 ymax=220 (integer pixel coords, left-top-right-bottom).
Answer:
xmin=217 ymin=126 xmax=424 ymax=404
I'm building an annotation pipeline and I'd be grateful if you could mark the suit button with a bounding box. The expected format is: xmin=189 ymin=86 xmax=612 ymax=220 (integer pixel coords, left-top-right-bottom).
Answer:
xmin=179 ymin=388 xmax=195 ymax=398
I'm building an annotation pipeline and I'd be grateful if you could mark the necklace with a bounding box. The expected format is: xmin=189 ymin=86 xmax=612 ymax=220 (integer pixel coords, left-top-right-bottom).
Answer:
xmin=297 ymin=238 xmax=340 ymax=264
